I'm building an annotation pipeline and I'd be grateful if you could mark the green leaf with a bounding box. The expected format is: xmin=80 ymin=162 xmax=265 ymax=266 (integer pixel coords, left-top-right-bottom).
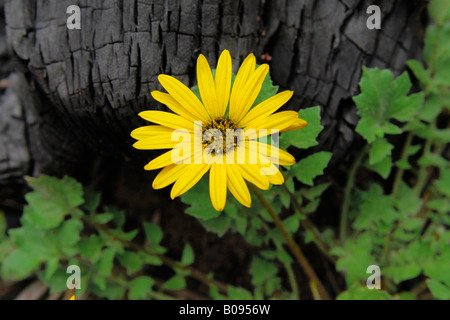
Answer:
xmin=227 ymin=286 xmax=253 ymax=300
xmin=416 ymin=125 xmax=450 ymax=143
xmin=1 ymin=249 xmax=41 ymax=280
xmin=139 ymin=252 xmax=164 ymax=266
xmin=94 ymin=213 xmax=115 ymax=224
xmin=285 ymin=177 xmax=295 ymax=193
xmin=128 ymin=276 xmax=154 ymax=300
xmin=0 ymin=239 xmax=14 ymax=262
xmin=163 ymin=274 xmax=186 ymax=290
xmin=93 ymin=275 xmax=107 ymax=291
xmin=423 ymin=247 xmax=450 ymax=284
xmin=224 ymin=202 xmax=238 ymax=218
xmin=9 ymin=221 xmax=59 ymax=259
xmin=435 ymin=168 xmax=450 ymax=196
xmin=107 ymin=206 xmax=126 ymax=228
xmin=277 ymin=249 xmax=293 ymax=264
xmin=427 ymin=279 xmax=450 ymax=300
xmin=418 ymin=153 xmax=448 ymax=169
xmin=249 ymin=257 xmax=278 ymax=286
xmin=394 ymin=182 xmax=422 ymax=217
xmin=56 ymin=219 xmax=83 ymax=249
xmin=77 ymin=235 xmax=103 ymax=263
xmin=303 ymin=198 xmax=320 ymax=213
xmin=427 ymin=0 xmax=450 ymax=26
xmin=353 ymin=184 xmax=396 ymax=231
xmin=97 ymin=247 xmax=115 ymax=277
xmin=143 ymin=222 xmax=163 ymax=246
xmin=367 ymin=156 xmax=392 ymax=179
xmin=406 ymin=60 xmax=429 ymax=85
xmin=337 ymin=285 xmax=393 ymax=300
xmin=389 ymin=92 xmax=424 ymax=122
xmin=331 ymin=233 xmax=376 ymax=286
xmin=369 ymin=138 xmax=394 ymax=165
xmin=279 ymin=192 xmax=290 ymax=208
xmin=418 ymin=94 xmax=443 ymax=122
xmin=279 ymin=106 xmax=323 ymax=149
xmin=181 ymin=244 xmax=194 ymax=266
xmin=387 ymin=263 xmax=422 ymax=284
xmin=82 ymin=186 xmax=101 ymax=213
xmin=40 ymin=268 xmax=72 ymax=294
xmin=234 ymin=214 xmax=248 ymax=235
xmin=44 ymin=258 xmax=60 ymax=279
xmin=354 ymin=68 xmax=423 ymax=142
xmin=24 ymin=175 xmax=84 ymax=229
xmin=292 ymin=152 xmax=332 ymax=186
xmin=109 ymin=229 xmax=138 ymax=242
xmin=100 ymin=282 xmax=126 ymax=300
xmin=300 ymin=182 xmax=331 ymax=201
xmin=180 ymin=177 xmax=221 ymax=220
xmin=118 ymin=251 xmax=144 ymax=275
xmin=282 ymin=214 xmax=301 ymax=234
xmin=198 ymin=214 xmax=232 ymax=237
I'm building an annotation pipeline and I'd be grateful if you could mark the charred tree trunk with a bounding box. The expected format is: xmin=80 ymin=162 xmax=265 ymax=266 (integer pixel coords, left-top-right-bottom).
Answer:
xmin=1 ymin=0 xmax=427 ymax=182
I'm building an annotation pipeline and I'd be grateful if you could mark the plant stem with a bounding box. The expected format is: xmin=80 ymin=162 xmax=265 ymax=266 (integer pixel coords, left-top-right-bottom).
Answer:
xmin=249 ymin=184 xmax=331 ymax=300
xmin=283 ymin=185 xmax=336 ymax=264
xmin=413 ymin=118 xmax=448 ymax=197
xmin=340 ymin=145 xmax=368 ymax=243
xmin=392 ymin=131 xmax=414 ymax=194
xmin=83 ymin=217 xmax=228 ymax=294
xmin=258 ymin=217 xmax=300 ymax=299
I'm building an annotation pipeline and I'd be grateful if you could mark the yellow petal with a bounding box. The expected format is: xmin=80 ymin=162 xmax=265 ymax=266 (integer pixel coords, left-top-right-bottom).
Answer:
xmin=130 ymin=125 xmax=174 ymax=140
xmin=209 ymin=163 xmax=227 ymax=211
xmin=145 ymin=150 xmax=174 ymax=170
xmin=197 ymin=54 xmax=220 ymax=118
xmin=158 ymin=74 xmax=211 ymax=122
xmin=267 ymin=167 xmax=284 ymax=185
xmin=233 ymin=64 xmax=269 ymax=122
xmin=238 ymin=164 xmax=270 ymax=190
xmin=227 ymin=165 xmax=251 ymax=208
xmin=132 ymin=133 xmax=183 ymax=150
xmin=152 ymin=164 xmax=186 ymax=189
xmin=151 ymin=91 xmax=199 ymax=123
xmin=229 ymin=54 xmax=256 ymax=121
xmin=139 ymin=110 xmax=195 ymax=131
xmin=170 ymin=164 xmax=211 ymax=199
xmin=215 ymin=50 xmax=232 ymax=117
xmin=243 ymin=111 xmax=299 ymax=138
xmin=249 ymin=142 xmax=296 ymax=166
xmin=144 ymin=147 xmax=193 ymax=170
xmin=239 ymin=90 xmax=294 ymax=127
xmin=280 ymin=118 xmax=308 ymax=132
xmin=258 ymin=153 xmax=285 ymax=185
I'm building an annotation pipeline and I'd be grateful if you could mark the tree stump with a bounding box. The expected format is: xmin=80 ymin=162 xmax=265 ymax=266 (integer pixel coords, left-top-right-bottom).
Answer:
xmin=1 ymin=0 xmax=428 ymax=182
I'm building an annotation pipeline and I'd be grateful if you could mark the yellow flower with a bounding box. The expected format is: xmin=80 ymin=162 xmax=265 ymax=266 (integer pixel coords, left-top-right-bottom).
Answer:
xmin=131 ymin=50 xmax=307 ymax=211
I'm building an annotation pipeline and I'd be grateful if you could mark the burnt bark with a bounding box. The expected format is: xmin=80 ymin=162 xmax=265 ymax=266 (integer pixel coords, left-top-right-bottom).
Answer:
xmin=1 ymin=0 xmax=427 ymax=181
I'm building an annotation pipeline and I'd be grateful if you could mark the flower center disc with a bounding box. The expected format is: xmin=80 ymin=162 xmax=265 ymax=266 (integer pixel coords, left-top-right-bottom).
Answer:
xmin=202 ymin=117 xmax=239 ymax=155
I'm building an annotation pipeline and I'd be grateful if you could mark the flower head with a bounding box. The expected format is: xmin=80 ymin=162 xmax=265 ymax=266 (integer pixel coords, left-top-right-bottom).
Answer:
xmin=131 ymin=50 xmax=307 ymax=211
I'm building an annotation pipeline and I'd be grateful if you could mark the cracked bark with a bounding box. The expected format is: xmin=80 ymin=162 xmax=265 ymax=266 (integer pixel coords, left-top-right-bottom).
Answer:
xmin=1 ymin=0 xmax=427 ymax=182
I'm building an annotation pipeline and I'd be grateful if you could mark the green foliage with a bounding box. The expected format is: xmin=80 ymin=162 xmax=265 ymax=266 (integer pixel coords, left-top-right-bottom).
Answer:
xmin=354 ymin=68 xmax=424 ymax=143
xmin=0 ymin=175 xmax=194 ymax=300
xmin=333 ymin=3 xmax=450 ymax=300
